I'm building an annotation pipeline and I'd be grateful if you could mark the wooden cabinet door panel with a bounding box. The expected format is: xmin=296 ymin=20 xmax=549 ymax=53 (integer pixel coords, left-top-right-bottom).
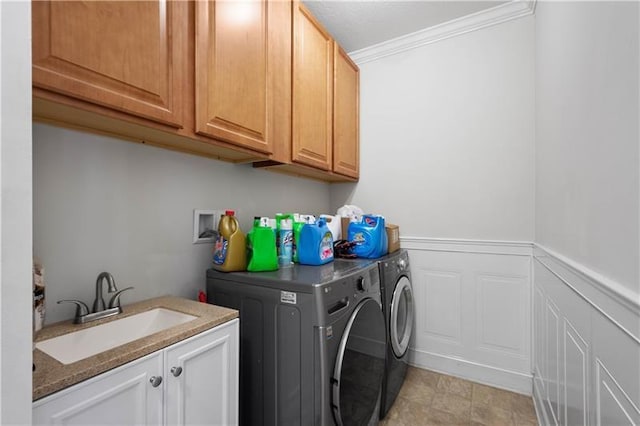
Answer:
xmin=333 ymin=44 xmax=359 ymax=178
xmin=292 ymin=3 xmax=333 ymax=171
xmin=32 ymin=1 xmax=186 ymax=128
xmin=196 ymin=0 xmax=282 ymax=155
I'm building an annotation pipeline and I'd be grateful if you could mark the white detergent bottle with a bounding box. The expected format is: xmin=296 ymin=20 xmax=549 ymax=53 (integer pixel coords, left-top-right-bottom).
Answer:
xmin=319 ymin=214 xmax=342 ymax=242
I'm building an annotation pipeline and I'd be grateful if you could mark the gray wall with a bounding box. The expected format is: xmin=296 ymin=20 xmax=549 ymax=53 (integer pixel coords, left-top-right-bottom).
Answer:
xmin=33 ymin=124 xmax=331 ymax=324
xmin=535 ymin=1 xmax=639 ymax=298
xmin=330 ymin=15 xmax=535 ymax=241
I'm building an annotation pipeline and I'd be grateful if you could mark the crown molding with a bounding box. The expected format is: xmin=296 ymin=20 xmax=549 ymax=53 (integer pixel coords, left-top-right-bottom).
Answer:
xmin=349 ymin=0 xmax=537 ymax=65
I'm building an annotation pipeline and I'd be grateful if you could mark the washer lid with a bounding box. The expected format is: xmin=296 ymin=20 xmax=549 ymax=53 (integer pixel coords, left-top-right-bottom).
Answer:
xmin=207 ymin=259 xmax=376 ymax=293
xmin=332 ymin=298 xmax=385 ymax=426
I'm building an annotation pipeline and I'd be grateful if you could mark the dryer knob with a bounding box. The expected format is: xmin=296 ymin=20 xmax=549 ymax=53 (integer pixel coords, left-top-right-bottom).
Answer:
xmin=397 ymin=259 xmax=407 ymax=272
xmin=356 ymin=276 xmax=368 ymax=292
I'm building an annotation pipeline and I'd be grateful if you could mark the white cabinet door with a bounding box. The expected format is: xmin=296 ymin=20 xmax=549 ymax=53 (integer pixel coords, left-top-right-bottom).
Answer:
xmin=165 ymin=319 xmax=239 ymax=426
xmin=33 ymin=352 xmax=164 ymax=426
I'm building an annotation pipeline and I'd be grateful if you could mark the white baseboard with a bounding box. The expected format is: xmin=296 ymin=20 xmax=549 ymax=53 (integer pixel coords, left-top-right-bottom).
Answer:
xmin=408 ymin=348 xmax=533 ymax=396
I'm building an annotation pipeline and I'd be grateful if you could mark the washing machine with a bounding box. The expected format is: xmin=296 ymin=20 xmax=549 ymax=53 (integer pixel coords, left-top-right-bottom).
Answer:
xmin=378 ymin=249 xmax=414 ymax=419
xmin=206 ymin=260 xmax=386 ymax=426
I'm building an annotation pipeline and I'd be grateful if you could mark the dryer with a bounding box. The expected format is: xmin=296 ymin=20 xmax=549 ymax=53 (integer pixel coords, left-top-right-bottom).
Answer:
xmin=206 ymin=260 xmax=386 ymax=426
xmin=378 ymin=249 xmax=414 ymax=419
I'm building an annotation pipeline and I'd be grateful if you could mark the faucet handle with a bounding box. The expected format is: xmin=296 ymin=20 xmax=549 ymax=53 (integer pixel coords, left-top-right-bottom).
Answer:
xmin=57 ymin=300 xmax=90 ymax=323
xmin=108 ymin=286 xmax=134 ymax=309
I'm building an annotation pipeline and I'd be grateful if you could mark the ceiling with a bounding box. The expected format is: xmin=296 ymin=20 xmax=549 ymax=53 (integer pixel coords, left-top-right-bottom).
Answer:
xmin=302 ymin=0 xmax=508 ymax=53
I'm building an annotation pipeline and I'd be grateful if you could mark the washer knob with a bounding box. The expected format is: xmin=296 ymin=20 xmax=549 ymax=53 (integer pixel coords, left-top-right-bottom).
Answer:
xmin=356 ymin=276 xmax=368 ymax=292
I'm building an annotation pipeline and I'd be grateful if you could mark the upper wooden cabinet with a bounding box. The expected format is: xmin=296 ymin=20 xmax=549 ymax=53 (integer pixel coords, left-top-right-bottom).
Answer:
xmin=292 ymin=3 xmax=334 ymax=171
xmin=32 ymin=1 xmax=187 ymax=128
xmin=258 ymin=2 xmax=359 ymax=181
xmin=333 ymin=43 xmax=360 ymax=179
xmin=194 ymin=0 xmax=291 ymax=155
xmin=32 ymin=0 xmax=357 ymax=182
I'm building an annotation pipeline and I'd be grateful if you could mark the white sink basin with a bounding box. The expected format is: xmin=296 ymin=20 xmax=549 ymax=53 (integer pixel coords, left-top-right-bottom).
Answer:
xmin=36 ymin=308 xmax=197 ymax=364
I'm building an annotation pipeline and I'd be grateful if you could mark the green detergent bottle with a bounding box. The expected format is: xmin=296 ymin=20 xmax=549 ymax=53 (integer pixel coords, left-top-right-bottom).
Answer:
xmin=212 ymin=210 xmax=246 ymax=272
xmin=247 ymin=217 xmax=278 ymax=272
xmin=292 ymin=214 xmax=304 ymax=263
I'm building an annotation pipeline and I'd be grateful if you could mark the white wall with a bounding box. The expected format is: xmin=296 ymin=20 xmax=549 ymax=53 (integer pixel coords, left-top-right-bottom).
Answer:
xmin=535 ymin=1 xmax=640 ymax=299
xmin=33 ymin=124 xmax=331 ymax=324
xmin=0 ymin=1 xmax=33 ymax=423
xmin=331 ymin=15 xmax=535 ymax=242
xmin=533 ymin=3 xmax=640 ymax=424
xmin=329 ymin=12 xmax=536 ymax=394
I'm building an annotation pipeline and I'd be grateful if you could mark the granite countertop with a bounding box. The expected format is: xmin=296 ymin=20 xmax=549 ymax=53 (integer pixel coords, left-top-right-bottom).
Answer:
xmin=33 ymin=296 xmax=238 ymax=401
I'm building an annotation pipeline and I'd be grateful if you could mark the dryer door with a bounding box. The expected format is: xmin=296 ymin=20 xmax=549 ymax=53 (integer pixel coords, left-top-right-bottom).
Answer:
xmin=390 ymin=276 xmax=414 ymax=358
xmin=332 ymin=298 xmax=385 ymax=426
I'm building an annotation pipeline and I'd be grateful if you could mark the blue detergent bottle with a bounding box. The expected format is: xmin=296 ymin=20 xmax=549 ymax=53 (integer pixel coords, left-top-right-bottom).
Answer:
xmin=348 ymin=215 xmax=388 ymax=259
xmin=298 ymin=219 xmax=334 ymax=265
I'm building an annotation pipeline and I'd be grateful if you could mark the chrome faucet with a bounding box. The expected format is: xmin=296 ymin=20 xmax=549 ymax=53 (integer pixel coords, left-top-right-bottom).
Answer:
xmin=93 ymin=272 xmax=118 ymax=313
xmin=57 ymin=272 xmax=134 ymax=324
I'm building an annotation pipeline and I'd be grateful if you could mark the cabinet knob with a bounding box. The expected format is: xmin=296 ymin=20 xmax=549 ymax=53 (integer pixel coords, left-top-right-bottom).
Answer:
xmin=171 ymin=366 xmax=183 ymax=377
xmin=149 ymin=376 xmax=163 ymax=387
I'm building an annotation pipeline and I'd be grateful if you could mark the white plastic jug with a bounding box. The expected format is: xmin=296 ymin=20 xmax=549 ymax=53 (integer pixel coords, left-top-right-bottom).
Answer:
xmin=319 ymin=214 xmax=342 ymax=242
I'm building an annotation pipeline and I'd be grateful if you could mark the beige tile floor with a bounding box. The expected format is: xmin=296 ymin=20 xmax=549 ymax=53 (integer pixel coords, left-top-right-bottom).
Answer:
xmin=380 ymin=367 xmax=538 ymax=426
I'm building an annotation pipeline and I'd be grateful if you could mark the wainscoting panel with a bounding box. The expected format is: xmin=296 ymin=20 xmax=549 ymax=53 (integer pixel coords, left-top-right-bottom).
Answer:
xmin=546 ymin=298 xmax=561 ymax=425
xmin=533 ymin=246 xmax=640 ymax=426
xmin=421 ymin=270 xmax=463 ymax=344
xmin=476 ymin=274 xmax=526 ymax=353
xmin=564 ymin=320 xmax=588 ymax=426
xmin=533 ymin=284 xmax=546 ymax=395
xmin=404 ymin=238 xmax=533 ymax=395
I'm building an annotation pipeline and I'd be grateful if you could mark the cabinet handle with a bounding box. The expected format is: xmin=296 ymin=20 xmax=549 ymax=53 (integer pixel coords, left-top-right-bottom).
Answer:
xmin=149 ymin=376 xmax=163 ymax=387
xmin=171 ymin=366 xmax=183 ymax=377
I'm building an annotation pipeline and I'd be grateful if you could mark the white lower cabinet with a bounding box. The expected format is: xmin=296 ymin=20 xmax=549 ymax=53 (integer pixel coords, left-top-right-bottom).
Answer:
xmin=166 ymin=319 xmax=238 ymax=425
xmin=34 ymin=319 xmax=239 ymax=426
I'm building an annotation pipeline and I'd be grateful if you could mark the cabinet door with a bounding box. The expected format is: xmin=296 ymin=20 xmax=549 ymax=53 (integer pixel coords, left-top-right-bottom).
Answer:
xmin=195 ymin=1 xmax=290 ymax=155
xmin=333 ymin=44 xmax=360 ymax=179
xmin=292 ymin=3 xmax=334 ymax=171
xmin=32 ymin=1 xmax=187 ymax=128
xmin=33 ymin=352 xmax=163 ymax=425
xmin=165 ymin=319 xmax=239 ymax=426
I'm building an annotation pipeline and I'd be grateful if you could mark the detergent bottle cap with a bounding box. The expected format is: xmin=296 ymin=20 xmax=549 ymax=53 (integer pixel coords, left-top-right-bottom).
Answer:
xmin=225 ymin=210 xmax=235 ymax=216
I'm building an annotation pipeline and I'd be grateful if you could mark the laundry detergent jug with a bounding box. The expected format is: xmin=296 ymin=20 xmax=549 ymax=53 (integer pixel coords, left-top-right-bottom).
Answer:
xmin=293 ymin=214 xmax=315 ymax=263
xmin=247 ymin=217 xmax=278 ymax=272
xmin=297 ymin=219 xmax=334 ymax=265
xmin=319 ymin=214 xmax=342 ymax=242
xmin=348 ymin=215 xmax=388 ymax=259
xmin=212 ymin=210 xmax=246 ymax=272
